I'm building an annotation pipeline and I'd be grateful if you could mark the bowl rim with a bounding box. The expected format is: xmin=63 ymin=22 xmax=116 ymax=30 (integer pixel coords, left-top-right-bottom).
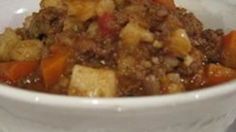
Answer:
xmin=0 ymin=80 xmax=236 ymax=110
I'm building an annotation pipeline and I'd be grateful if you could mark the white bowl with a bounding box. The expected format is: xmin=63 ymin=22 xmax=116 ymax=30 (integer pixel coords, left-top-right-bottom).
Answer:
xmin=0 ymin=0 xmax=236 ymax=132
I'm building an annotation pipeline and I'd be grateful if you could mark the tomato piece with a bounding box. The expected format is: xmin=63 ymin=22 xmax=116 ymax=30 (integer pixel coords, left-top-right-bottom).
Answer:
xmin=153 ymin=0 xmax=176 ymax=10
xmin=205 ymin=64 xmax=236 ymax=86
xmin=98 ymin=13 xmax=116 ymax=37
xmin=222 ymin=30 xmax=236 ymax=68
xmin=41 ymin=45 xmax=71 ymax=88
xmin=0 ymin=61 xmax=38 ymax=82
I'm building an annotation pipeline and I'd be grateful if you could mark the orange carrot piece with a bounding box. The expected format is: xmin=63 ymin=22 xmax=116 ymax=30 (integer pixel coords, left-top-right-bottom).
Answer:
xmin=0 ymin=61 xmax=38 ymax=82
xmin=223 ymin=30 xmax=236 ymax=45
xmin=41 ymin=45 xmax=71 ymax=88
xmin=154 ymin=0 xmax=176 ymax=10
xmin=205 ymin=64 xmax=236 ymax=86
xmin=222 ymin=30 xmax=236 ymax=68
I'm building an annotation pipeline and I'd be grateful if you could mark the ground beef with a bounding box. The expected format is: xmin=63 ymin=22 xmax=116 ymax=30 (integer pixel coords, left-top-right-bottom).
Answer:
xmin=176 ymin=8 xmax=203 ymax=36
xmin=117 ymin=75 xmax=149 ymax=96
xmin=192 ymin=29 xmax=224 ymax=63
xmin=23 ymin=7 xmax=66 ymax=40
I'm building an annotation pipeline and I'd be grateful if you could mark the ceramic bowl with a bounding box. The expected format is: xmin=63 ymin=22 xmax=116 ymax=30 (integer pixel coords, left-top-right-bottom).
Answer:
xmin=0 ymin=0 xmax=236 ymax=132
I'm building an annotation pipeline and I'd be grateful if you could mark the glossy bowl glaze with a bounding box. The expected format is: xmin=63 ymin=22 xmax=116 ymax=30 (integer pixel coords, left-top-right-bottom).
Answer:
xmin=0 ymin=0 xmax=236 ymax=132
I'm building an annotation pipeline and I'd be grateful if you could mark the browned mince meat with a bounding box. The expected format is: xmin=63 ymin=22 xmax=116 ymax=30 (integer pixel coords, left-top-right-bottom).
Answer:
xmin=17 ymin=8 xmax=66 ymax=42
xmin=193 ymin=29 xmax=224 ymax=63
xmin=175 ymin=8 xmax=203 ymax=37
xmin=0 ymin=0 xmax=236 ymax=97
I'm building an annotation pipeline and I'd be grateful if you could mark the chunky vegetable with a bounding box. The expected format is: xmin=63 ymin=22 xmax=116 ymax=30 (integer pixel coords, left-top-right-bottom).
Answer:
xmin=120 ymin=22 xmax=154 ymax=46
xmin=0 ymin=61 xmax=38 ymax=82
xmin=160 ymin=73 xmax=184 ymax=94
xmin=10 ymin=40 xmax=43 ymax=61
xmin=168 ymin=29 xmax=192 ymax=56
xmin=222 ymin=30 xmax=236 ymax=68
xmin=41 ymin=45 xmax=71 ymax=88
xmin=0 ymin=28 xmax=21 ymax=61
xmin=69 ymin=65 xmax=117 ymax=97
xmin=96 ymin=0 xmax=115 ymax=16
xmin=66 ymin=0 xmax=97 ymax=22
xmin=205 ymin=64 xmax=236 ymax=86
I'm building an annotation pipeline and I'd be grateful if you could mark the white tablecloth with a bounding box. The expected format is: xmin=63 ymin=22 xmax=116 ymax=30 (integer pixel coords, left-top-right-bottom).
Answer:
xmin=228 ymin=120 xmax=236 ymax=132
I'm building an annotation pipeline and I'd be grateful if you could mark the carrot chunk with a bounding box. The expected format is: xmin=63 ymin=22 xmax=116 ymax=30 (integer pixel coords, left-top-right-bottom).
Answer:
xmin=222 ymin=30 xmax=236 ymax=68
xmin=0 ymin=61 xmax=38 ymax=82
xmin=41 ymin=45 xmax=71 ymax=88
xmin=205 ymin=64 xmax=236 ymax=86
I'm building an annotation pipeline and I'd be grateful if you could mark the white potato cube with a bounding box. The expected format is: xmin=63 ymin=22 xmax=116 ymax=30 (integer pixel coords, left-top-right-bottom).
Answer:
xmin=120 ymin=22 xmax=154 ymax=46
xmin=96 ymin=0 xmax=115 ymax=16
xmin=168 ymin=29 xmax=192 ymax=56
xmin=10 ymin=40 xmax=43 ymax=61
xmin=66 ymin=0 xmax=97 ymax=22
xmin=69 ymin=65 xmax=117 ymax=97
xmin=0 ymin=28 xmax=21 ymax=61
xmin=87 ymin=22 xmax=99 ymax=37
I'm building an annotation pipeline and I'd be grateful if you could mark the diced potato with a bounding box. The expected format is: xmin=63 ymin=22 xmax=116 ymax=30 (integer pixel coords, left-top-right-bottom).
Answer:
xmin=96 ymin=0 xmax=115 ymax=16
xmin=125 ymin=5 xmax=145 ymax=14
xmin=153 ymin=40 xmax=163 ymax=49
xmin=0 ymin=28 xmax=21 ymax=61
xmin=118 ymin=55 xmax=136 ymax=75
xmin=87 ymin=22 xmax=99 ymax=37
xmin=161 ymin=73 xmax=185 ymax=94
xmin=10 ymin=40 xmax=43 ymax=61
xmin=120 ymin=22 xmax=154 ymax=46
xmin=168 ymin=29 xmax=192 ymax=56
xmin=167 ymin=83 xmax=184 ymax=94
xmin=167 ymin=73 xmax=182 ymax=83
xmin=63 ymin=17 xmax=81 ymax=31
xmin=163 ymin=57 xmax=180 ymax=70
xmin=184 ymin=55 xmax=194 ymax=66
xmin=66 ymin=0 xmax=97 ymax=22
xmin=40 ymin=0 xmax=64 ymax=9
xmin=68 ymin=65 xmax=117 ymax=97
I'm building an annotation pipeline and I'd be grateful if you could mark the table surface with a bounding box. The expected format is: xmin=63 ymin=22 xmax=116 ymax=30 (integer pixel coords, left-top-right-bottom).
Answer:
xmin=227 ymin=120 xmax=236 ymax=132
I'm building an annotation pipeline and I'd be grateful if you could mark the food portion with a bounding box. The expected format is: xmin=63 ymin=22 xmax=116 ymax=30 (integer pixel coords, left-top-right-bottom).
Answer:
xmin=0 ymin=0 xmax=236 ymax=97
